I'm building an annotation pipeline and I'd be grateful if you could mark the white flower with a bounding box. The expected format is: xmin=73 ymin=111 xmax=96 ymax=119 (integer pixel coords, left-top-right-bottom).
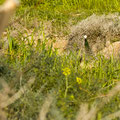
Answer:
xmin=84 ymin=35 xmax=87 ymax=39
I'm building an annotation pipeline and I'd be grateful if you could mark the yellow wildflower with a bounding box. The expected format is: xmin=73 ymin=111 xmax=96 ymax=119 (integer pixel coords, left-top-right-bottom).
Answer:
xmin=62 ymin=67 xmax=71 ymax=76
xmin=76 ymin=77 xmax=82 ymax=84
xmin=70 ymin=94 xmax=74 ymax=99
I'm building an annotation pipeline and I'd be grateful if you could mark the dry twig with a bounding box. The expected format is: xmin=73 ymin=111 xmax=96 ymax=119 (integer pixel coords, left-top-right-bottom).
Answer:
xmin=102 ymin=110 xmax=120 ymax=120
xmin=0 ymin=0 xmax=19 ymax=37
xmin=76 ymin=81 xmax=120 ymax=120
xmin=38 ymin=94 xmax=54 ymax=120
xmin=0 ymin=77 xmax=35 ymax=108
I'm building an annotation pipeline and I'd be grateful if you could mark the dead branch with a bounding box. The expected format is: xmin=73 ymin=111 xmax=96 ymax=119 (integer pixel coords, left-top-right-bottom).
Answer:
xmin=0 ymin=0 xmax=19 ymax=37
xmin=38 ymin=94 xmax=54 ymax=120
xmin=0 ymin=77 xmax=35 ymax=108
xmin=102 ymin=110 xmax=120 ymax=120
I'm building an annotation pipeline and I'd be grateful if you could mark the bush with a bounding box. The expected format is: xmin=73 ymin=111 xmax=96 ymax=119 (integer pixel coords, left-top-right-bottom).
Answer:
xmin=21 ymin=0 xmax=41 ymax=6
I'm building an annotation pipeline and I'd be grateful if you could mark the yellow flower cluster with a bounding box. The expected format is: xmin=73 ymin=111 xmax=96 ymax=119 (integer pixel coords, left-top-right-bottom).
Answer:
xmin=70 ymin=94 xmax=74 ymax=99
xmin=76 ymin=77 xmax=82 ymax=84
xmin=62 ymin=67 xmax=71 ymax=76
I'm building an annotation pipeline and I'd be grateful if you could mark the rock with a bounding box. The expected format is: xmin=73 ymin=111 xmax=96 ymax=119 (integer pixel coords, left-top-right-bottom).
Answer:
xmin=99 ymin=41 xmax=120 ymax=59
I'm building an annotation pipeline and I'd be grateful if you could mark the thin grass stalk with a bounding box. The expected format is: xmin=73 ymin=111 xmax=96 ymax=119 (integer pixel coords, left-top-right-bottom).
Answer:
xmin=0 ymin=77 xmax=35 ymax=108
xmin=38 ymin=94 xmax=54 ymax=120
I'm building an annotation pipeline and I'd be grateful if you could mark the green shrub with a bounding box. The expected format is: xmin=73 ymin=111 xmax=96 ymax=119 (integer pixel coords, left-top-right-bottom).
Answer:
xmin=21 ymin=0 xmax=40 ymax=6
xmin=0 ymin=0 xmax=5 ymax=5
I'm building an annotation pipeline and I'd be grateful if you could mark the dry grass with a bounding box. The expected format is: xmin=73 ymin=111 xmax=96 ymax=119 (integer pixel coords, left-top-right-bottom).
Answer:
xmin=67 ymin=13 xmax=120 ymax=56
xmin=76 ymin=81 xmax=120 ymax=120
xmin=0 ymin=77 xmax=35 ymax=120
xmin=102 ymin=110 xmax=120 ymax=120
xmin=0 ymin=79 xmax=120 ymax=120
xmin=1 ymin=1 xmax=120 ymax=120
xmin=0 ymin=1 xmax=19 ymax=119
xmin=38 ymin=94 xmax=54 ymax=120
xmin=0 ymin=77 xmax=35 ymax=109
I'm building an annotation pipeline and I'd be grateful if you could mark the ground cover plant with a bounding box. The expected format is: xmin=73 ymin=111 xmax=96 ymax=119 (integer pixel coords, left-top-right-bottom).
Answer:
xmin=1 ymin=0 xmax=120 ymax=120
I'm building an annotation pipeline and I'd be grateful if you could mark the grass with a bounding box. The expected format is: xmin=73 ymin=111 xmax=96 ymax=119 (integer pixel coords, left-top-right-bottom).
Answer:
xmin=19 ymin=0 xmax=120 ymax=21
xmin=1 ymin=0 xmax=120 ymax=120
xmin=15 ymin=0 xmax=120 ymax=35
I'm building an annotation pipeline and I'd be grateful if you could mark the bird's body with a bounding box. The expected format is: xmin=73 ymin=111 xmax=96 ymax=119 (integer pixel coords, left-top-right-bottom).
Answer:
xmin=84 ymin=37 xmax=93 ymax=58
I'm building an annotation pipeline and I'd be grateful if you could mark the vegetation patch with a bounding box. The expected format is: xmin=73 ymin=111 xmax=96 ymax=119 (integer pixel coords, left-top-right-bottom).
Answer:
xmin=67 ymin=13 xmax=120 ymax=55
xmin=1 ymin=0 xmax=120 ymax=120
